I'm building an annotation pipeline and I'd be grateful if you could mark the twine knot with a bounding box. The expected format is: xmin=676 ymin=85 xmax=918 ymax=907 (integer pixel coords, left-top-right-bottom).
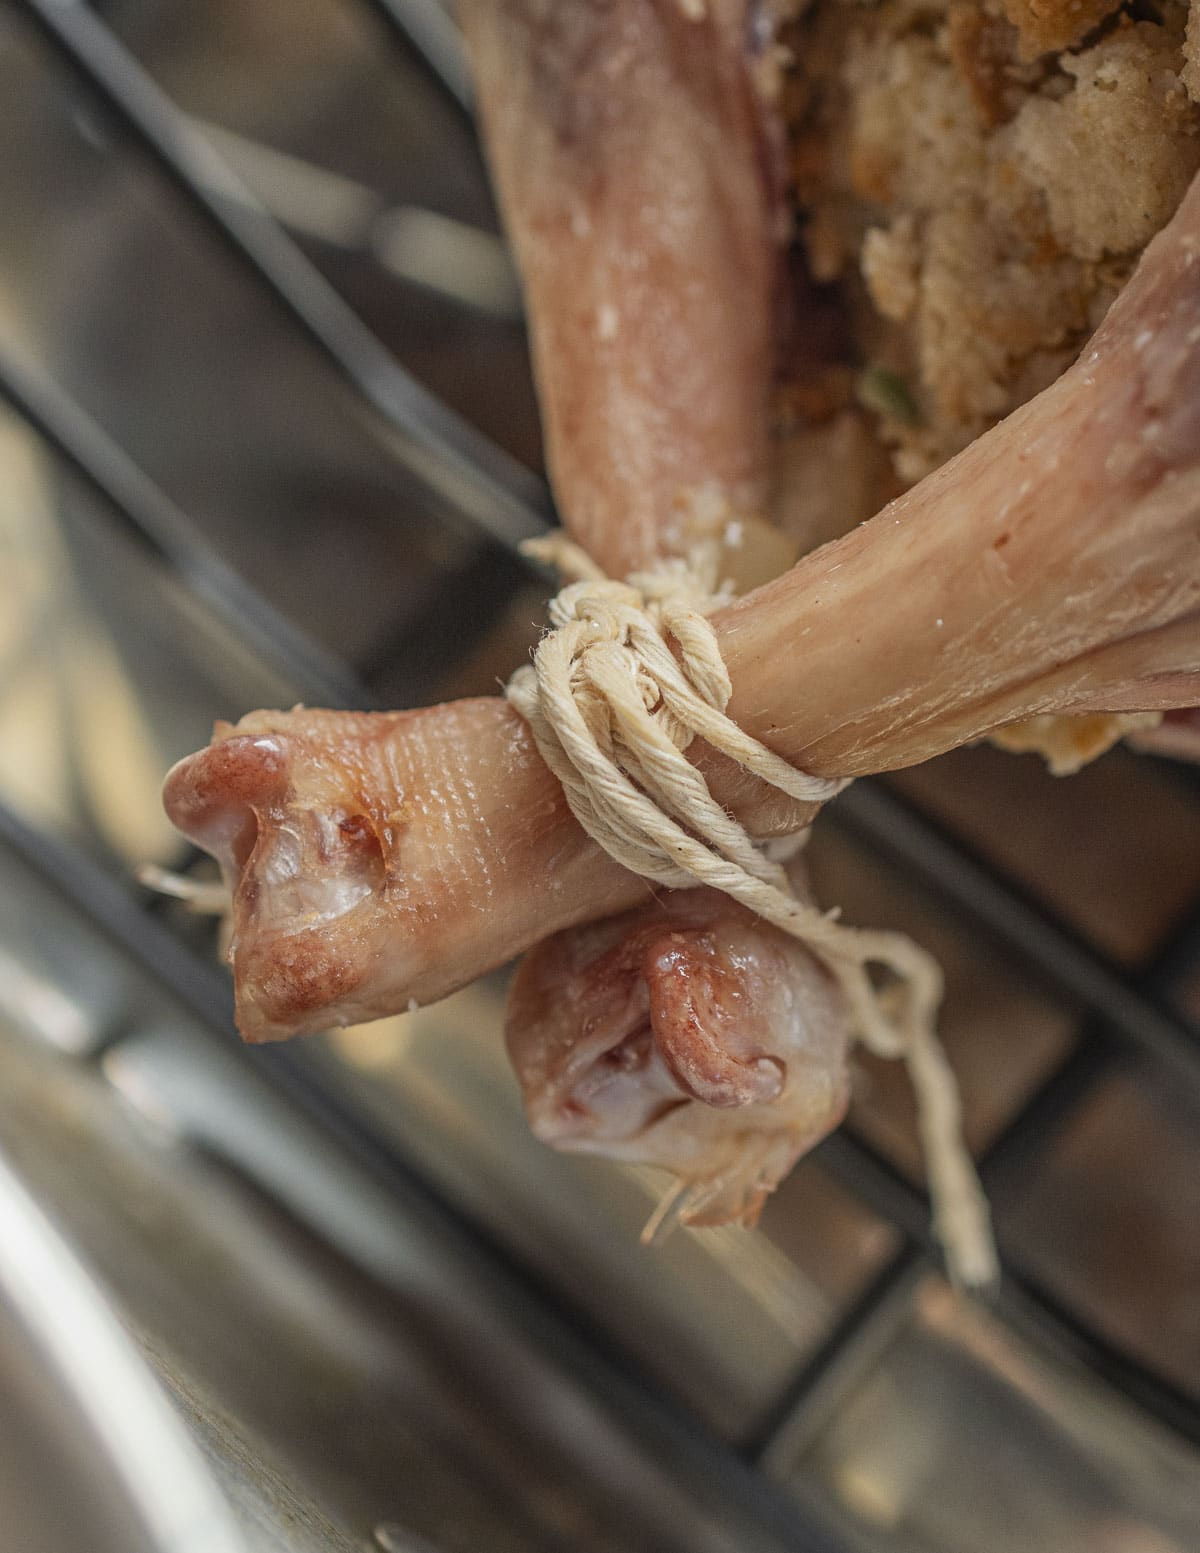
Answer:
xmin=508 ymin=532 xmax=998 ymax=1289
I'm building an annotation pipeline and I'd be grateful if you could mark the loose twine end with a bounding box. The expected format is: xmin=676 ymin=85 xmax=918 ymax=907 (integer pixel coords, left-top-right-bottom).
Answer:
xmin=135 ymin=863 xmax=230 ymax=915
xmin=508 ymin=532 xmax=998 ymax=1290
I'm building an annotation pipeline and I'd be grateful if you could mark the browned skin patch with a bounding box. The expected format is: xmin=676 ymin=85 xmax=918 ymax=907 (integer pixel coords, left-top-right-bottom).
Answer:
xmin=236 ymin=930 xmax=361 ymax=1036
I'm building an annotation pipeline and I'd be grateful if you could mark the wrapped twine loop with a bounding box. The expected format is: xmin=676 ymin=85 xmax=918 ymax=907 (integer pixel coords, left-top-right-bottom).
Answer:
xmin=507 ymin=532 xmax=998 ymax=1289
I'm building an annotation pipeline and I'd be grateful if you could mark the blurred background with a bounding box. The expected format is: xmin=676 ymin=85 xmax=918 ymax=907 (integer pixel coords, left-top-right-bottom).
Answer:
xmin=0 ymin=3 xmax=1198 ymax=1551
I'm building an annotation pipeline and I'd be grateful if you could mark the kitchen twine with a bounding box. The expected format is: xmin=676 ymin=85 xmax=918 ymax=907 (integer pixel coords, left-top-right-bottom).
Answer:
xmin=507 ymin=532 xmax=998 ymax=1290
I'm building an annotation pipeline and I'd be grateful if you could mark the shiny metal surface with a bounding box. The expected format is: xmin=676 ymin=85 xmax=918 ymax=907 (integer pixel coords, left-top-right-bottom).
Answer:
xmin=784 ymin=1278 xmax=1200 ymax=1553
xmin=0 ymin=1154 xmax=245 ymax=1553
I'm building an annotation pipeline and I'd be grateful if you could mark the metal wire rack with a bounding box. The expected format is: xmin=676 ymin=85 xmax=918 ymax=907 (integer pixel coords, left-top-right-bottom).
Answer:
xmin=2 ymin=3 xmax=1199 ymax=1549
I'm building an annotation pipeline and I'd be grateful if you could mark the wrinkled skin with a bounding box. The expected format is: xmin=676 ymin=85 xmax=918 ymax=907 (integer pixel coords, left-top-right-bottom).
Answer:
xmin=506 ymin=866 xmax=848 ymax=1226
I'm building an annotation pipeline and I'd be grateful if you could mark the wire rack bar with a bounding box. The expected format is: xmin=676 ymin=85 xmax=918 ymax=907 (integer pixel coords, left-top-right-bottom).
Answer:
xmin=812 ymin=1123 xmax=1200 ymax=1446
xmin=360 ymin=0 xmax=474 ymax=111
xmin=0 ymin=340 xmax=365 ymax=711
xmin=834 ymin=782 xmax=1200 ymax=1088
xmin=743 ymin=1246 xmax=927 ymax=1465
xmin=14 ymin=0 xmax=551 ymax=557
